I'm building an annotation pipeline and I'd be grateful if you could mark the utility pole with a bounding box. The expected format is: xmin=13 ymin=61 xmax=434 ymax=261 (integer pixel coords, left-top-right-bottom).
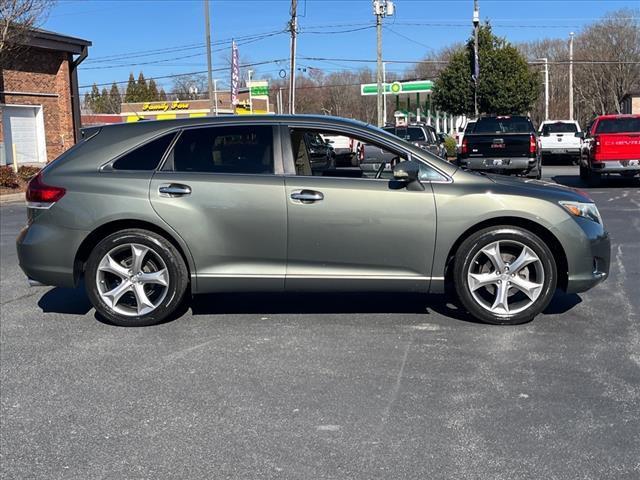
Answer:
xmin=473 ymin=0 xmax=480 ymax=117
xmin=204 ymin=0 xmax=214 ymax=116
xmin=373 ymin=1 xmax=394 ymax=127
xmin=538 ymin=58 xmax=549 ymax=120
xmin=569 ymin=31 xmax=574 ymax=120
xmin=288 ymin=0 xmax=297 ymax=114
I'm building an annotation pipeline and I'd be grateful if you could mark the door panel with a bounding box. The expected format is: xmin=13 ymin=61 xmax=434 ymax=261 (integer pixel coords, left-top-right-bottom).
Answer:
xmin=284 ymin=176 xmax=437 ymax=292
xmin=150 ymin=172 xmax=287 ymax=293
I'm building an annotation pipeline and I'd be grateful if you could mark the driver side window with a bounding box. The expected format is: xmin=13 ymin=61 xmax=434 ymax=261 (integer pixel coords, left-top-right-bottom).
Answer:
xmin=288 ymin=128 xmax=406 ymax=179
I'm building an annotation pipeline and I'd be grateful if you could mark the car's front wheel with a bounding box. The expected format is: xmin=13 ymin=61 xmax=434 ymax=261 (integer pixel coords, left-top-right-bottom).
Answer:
xmin=85 ymin=229 xmax=189 ymax=327
xmin=453 ymin=226 xmax=557 ymax=325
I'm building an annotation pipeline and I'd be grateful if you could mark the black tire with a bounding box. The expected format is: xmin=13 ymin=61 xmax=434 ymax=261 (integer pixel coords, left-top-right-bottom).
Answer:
xmin=579 ymin=163 xmax=590 ymax=181
xmin=85 ymin=229 xmax=189 ymax=327
xmin=453 ymin=226 xmax=557 ymax=325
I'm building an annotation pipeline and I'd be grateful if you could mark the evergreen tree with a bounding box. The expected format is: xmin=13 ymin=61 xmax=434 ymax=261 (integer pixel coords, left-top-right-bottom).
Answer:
xmin=124 ymin=73 xmax=137 ymax=103
xmin=147 ymin=78 xmax=159 ymax=101
xmin=158 ymin=88 xmax=167 ymax=101
xmin=107 ymin=82 xmax=122 ymax=113
xmin=137 ymin=72 xmax=149 ymax=102
xmin=433 ymin=24 xmax=540 ymax=116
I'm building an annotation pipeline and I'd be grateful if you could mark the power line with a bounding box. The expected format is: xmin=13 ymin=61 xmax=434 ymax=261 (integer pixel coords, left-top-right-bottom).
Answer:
xmin=79 ymin=59 xmax=288 ymax=90
xmin=84 ymin=29 xmax=286 ymax=64
xmin=82 ymin=32 xmax=287 ymax=70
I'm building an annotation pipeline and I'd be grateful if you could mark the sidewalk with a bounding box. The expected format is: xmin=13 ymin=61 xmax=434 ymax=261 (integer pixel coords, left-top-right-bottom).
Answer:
xmin=0 ymin=193 xmax=25 ymax=205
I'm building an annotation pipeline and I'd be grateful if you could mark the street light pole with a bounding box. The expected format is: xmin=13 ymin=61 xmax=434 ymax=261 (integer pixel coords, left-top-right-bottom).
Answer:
xmin=204 ymin=0 xmax=214 ymax=116
xmin=382 ymin=61 xmax=387 ymax=125
xmin=538 ymin=58 xmax=549 ymax=120
xmin=473 ymin=0 xmax=480 ymax=118
xmin=569 ymin=31 xmax=574 ymax=120
xmin=213 ymin=78 xmax=218 ymax=116
xmin=288 ymin=0 xmax=297 ymax=114
xmin=248 ymin=69 xmax=253 ymax=114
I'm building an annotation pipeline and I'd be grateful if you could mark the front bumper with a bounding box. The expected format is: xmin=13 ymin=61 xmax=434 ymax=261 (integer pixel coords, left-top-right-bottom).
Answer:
xmin=459 ymin=157 xmax=537 ymax=172
xmin=16 ymin=221 xmax=88 ymax=288
xmin=592 ymin=160 xmax=640 ymax=174
xmin=554 ymin=216 xmax=611 ymax=294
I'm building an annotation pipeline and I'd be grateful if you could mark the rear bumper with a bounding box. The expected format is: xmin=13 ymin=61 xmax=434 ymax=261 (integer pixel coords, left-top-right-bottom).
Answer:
xmin=541 ymin=147 xmax=581 ymax=155
xmin=16 ymin=221 xmax=87 ymax=288
xmin=592 ymin=160 xmax=640 ymax=173
xmin=459 ymin=157 xmax=537 ymax=171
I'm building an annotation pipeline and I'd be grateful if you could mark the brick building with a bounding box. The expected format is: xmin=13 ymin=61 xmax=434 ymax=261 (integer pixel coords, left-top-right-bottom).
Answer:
xmin=620 ymin=91 xmax=640 ymax=115
xmin=1 ymin=28 xmax=91 ymax=166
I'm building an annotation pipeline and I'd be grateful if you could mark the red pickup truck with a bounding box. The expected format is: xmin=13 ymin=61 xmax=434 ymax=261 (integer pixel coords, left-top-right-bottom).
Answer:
xmin=580 ymin=114 xmax=640 ymax=182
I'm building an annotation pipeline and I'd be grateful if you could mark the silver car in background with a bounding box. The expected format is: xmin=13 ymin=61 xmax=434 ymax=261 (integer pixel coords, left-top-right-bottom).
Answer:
xmin=17 ymin=115 xmax=610 ymax=327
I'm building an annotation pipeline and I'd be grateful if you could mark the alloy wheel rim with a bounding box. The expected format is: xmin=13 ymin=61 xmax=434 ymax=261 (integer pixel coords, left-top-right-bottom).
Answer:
xmin=96 ymin=243 xmax=169 ymax=317
xmin=467 ymin=240 xmax=545 ymax=316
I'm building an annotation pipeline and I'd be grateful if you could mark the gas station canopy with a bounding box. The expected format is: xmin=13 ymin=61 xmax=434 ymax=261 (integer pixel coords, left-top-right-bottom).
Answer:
xmin=360 ymin=80 xmax=433 ymax=96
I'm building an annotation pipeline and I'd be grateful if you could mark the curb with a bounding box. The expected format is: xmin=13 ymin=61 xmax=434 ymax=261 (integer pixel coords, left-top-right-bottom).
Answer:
xmin=0 ymin=193 xmax=25 ymax=205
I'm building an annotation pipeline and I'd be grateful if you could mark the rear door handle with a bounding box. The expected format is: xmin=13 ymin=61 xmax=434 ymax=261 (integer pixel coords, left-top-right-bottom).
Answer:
xmin=290 ymin=190 xmax=324 ymax=203
xmin=159 ymin=183 xmax=192 ymax=197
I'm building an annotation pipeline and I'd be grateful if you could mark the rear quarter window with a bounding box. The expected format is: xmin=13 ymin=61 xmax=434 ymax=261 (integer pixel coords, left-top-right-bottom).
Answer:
xmin=113 ymin=133 xmax=176 ymax=171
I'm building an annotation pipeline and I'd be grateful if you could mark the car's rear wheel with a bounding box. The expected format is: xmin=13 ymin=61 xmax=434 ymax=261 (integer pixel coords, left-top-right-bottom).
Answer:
xmin=86 ymin=229 xmax=189 ymax=327
xmin=453 ymin=226 xmax=557 ymax=325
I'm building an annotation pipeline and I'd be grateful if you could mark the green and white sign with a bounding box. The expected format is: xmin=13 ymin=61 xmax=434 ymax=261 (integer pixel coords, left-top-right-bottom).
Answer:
xmin=360 ymin=80 xmax=433 ymax=96
xmin=249 ymin=81 xmax=269 ymax=98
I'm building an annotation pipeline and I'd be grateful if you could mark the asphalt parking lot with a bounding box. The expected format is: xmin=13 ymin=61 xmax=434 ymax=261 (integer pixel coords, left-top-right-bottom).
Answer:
xmin=1 ymin=165 xmax=638 ymax=479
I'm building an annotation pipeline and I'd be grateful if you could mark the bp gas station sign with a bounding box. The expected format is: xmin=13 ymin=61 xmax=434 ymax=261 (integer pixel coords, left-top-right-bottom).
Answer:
xmin=360 ymin=80 xmax=433 ymax=96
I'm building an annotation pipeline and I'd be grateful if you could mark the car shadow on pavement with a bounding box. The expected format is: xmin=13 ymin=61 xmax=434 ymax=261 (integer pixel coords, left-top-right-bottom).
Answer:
xmin=190 ymin=292 xmax=484 ymax=323
xmin=552 ymin=174 xmax=640 ymax=189
xmin=36 ymin=288 xmax=582 ymax=325
xmin=37 ymin=285 xmax=92 ymax=315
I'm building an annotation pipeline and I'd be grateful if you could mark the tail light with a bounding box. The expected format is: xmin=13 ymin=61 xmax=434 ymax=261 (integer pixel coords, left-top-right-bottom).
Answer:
xmin=26 ymin=173 xmax=66 ymax=209
xmin=529 ymin=134 xmax=537 ymax=155
xmin=349 ymin=138 xmax=353 ymax=151
xmin=594 ymin=135 xmax=601 ymax=154
xmin=358 ymin=144 xmax=365 ymax=162
xmin=461 ymin=137 xmax=468 ymax=155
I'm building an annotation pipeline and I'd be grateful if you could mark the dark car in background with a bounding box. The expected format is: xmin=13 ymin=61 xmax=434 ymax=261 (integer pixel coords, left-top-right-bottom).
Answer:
xmin=458 ymin=115 xmax=542 ymax=178
xmin=17 ymin=115 xmax=609 ymax=328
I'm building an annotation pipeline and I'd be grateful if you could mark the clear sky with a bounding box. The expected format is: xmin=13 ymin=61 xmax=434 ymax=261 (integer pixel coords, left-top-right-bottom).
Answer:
xmin=43 ymin=0 xmax=637 ymax=95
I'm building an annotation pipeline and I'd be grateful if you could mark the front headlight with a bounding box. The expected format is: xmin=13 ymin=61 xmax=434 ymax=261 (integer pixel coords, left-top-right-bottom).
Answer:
xmin=559 ymin=201 xmax=602 ymax=224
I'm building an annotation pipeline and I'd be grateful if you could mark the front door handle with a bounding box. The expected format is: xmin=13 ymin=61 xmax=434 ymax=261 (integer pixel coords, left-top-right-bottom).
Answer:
xmin=159 ymin=183 xmax=192 ymax=197
xmin=290 ymin=189 xmax=324 ymax=203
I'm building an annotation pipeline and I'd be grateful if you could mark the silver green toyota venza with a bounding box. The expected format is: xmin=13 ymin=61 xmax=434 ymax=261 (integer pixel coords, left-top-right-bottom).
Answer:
xmin=17 ymin=115 xmax=610 ymax=326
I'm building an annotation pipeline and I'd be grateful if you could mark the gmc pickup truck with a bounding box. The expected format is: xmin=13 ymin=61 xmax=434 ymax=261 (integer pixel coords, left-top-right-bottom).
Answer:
xmin=458 ymin=115 xmax=541 ymax=178
xmin=580 ymin=114 xmax=640 ymax=183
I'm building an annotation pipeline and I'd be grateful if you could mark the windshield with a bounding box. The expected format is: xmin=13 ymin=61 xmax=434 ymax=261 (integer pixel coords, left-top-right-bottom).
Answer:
xmin=464 ymin=122 xmax=476 ymax=133
xmin=542 ymin=122 xmax=578 ymax=134
xmin=474 ymin=117 xmax=534 ymax=134
xmin=595 ymin=118 xmax=640 ymax=134
xmin=384 ymin=127 xmax=426 ymax=141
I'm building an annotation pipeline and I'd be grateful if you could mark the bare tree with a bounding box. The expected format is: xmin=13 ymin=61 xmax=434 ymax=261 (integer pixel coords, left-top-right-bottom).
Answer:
xmin=0 ymin=0 xmax=55 ymax=63
xmin=170 ymin=73 xmax=208 ymax=100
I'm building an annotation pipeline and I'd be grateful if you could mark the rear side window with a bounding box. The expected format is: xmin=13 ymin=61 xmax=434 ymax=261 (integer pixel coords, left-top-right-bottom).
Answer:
xmin=113 ymin=133 xmax=175 ymax=170
xmin=542 ymin=122 xmax=578 ymax=134
xmin=595 ymin=118 xmax=640 ymax=134
xmin=166 ymin=125 xmax=273 ymax=174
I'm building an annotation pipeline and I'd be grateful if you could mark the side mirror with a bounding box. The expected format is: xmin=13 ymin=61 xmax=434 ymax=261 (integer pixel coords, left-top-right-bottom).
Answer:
xmin=392 ymin=160 xmax=425 ymax=191
xmin=574 ymin=132 xmax=584 ymax=139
